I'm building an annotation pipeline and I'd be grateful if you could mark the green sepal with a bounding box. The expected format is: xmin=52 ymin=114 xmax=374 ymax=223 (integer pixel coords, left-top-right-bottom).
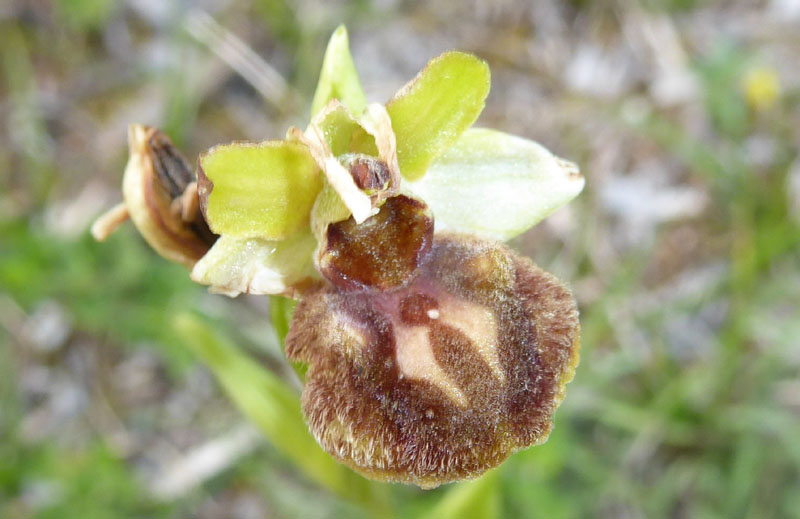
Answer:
xmin=310 ymin=25 xmax=367 ymax=118
xmin=387 ymin=51 xmax=490 ymax=181
xmin=407 ymin=128 xmax=584 ymax=241
xmin=198 ymin=141 xmax=322 ymax=240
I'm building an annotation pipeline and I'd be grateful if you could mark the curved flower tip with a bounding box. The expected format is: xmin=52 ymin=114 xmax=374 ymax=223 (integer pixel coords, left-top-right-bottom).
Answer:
xmin=286 ymin=233 xmax=579 ymax=488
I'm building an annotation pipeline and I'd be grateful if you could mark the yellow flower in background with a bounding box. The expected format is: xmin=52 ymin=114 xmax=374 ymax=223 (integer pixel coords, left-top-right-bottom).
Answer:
xmin=743 ymin=65 xmax=780 ymax=112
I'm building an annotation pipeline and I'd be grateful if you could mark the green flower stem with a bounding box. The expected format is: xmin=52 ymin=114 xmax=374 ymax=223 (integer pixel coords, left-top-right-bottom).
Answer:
xmin=422 ymin=470 xmax=500 ymax=519
xmin=269 ymin=295 xmax=308 ymax=381
xmin=174 ymin=313 xmax=391 ymax=517
xmin=268 ymin=295 xmax=295 ymax=345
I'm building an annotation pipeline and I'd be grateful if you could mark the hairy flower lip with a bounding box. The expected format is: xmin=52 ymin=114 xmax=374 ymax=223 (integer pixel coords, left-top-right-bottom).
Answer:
xmin=287 ymin=233 xmax=580 ymax=488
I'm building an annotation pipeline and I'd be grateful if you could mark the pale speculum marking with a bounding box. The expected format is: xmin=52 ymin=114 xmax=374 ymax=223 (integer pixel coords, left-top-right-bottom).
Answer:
xmin=334 ymin=318 xmax=369 ymax=358
xmin=394 ymin=324 xmax=468 ymax=406
xmin=323 ymin=281 xmax=506 ymax=409
xmin=393 ymin=292 xmax=505 ymax=406
xmin=434 ymin=293 xmax=504 ymax=383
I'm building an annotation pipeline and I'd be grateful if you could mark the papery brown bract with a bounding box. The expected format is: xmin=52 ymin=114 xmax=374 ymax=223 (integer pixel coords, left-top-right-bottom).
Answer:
xmin=123 ymin=125 xmax=217 ymax=267
xmin=286 ymin=234 xmax=579 ymax=488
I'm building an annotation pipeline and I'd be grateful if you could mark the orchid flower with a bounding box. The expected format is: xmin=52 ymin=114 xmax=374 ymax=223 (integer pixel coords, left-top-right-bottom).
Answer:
xmin=93 ymin=25 xmax=584 ymax=489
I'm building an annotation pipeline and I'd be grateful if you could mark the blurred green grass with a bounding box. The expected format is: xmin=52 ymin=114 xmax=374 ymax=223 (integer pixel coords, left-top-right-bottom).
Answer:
xmin=2 ymin=1 xmax=799 ymax=518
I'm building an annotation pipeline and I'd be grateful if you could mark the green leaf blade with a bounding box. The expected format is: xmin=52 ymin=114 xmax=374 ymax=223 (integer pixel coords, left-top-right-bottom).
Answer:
xmin=387 ymin=51 xmax=490 ymax=182
xmin=310 ymin=25 xmax=367 ymax=118
xmin=408 ymin=128 xmax=584 ymax=241
xmin=173 ymin=314 xmax=387 ymax=511
xmin=199 ymin=141 xmax=322 ymax=240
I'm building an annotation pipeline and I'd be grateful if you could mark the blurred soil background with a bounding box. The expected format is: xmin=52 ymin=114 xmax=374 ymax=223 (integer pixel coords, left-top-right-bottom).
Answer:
xmin=1 ymin=0 xmax=799 ymax=518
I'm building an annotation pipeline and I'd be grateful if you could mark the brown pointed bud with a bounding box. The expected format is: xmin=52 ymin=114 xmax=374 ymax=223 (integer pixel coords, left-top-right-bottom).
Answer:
xmin=286 ymin=234 xmax=580 ymax=488
xmin=120 ymin=125 xmax=216 ymax=267
xmin=316 ymin=194 xmax=434 ymax=291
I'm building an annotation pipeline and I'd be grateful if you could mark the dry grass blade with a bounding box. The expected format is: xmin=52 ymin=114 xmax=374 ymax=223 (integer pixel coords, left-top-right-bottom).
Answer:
xmin=184 ymin=10 xmax=299 ymax=110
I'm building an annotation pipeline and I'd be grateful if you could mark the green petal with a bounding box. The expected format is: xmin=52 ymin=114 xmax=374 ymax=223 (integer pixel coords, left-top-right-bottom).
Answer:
xmin=198 ymin=141 xmax=322 ymax=240
xmin=387 ymin=51 xmax=490 ymax=182
xmin=190 ymin=231 xmax=317 ymax=297
xmin=407 ymin=128 xmax=584 ymax=241
xmin=310 ymin=25 xmax=367 ymax=118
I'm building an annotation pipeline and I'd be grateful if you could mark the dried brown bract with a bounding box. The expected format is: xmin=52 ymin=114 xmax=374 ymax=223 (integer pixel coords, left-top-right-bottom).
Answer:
xmin=112 ymin=125 xmax=217 ymax=267
xmin=286 ymin=233 xmax=580 ymax=488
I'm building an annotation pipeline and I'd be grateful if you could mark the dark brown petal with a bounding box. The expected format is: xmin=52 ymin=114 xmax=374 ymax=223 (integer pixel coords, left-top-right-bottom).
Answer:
xmin=286 ymin=234 xmax=580 ymax=488
xmin=317 ymin=195 xmax=434 ymax=291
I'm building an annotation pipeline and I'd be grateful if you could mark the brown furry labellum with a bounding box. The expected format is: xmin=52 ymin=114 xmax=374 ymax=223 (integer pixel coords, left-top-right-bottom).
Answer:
xmin=286 ymin=222 xmax=580 ymax=488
